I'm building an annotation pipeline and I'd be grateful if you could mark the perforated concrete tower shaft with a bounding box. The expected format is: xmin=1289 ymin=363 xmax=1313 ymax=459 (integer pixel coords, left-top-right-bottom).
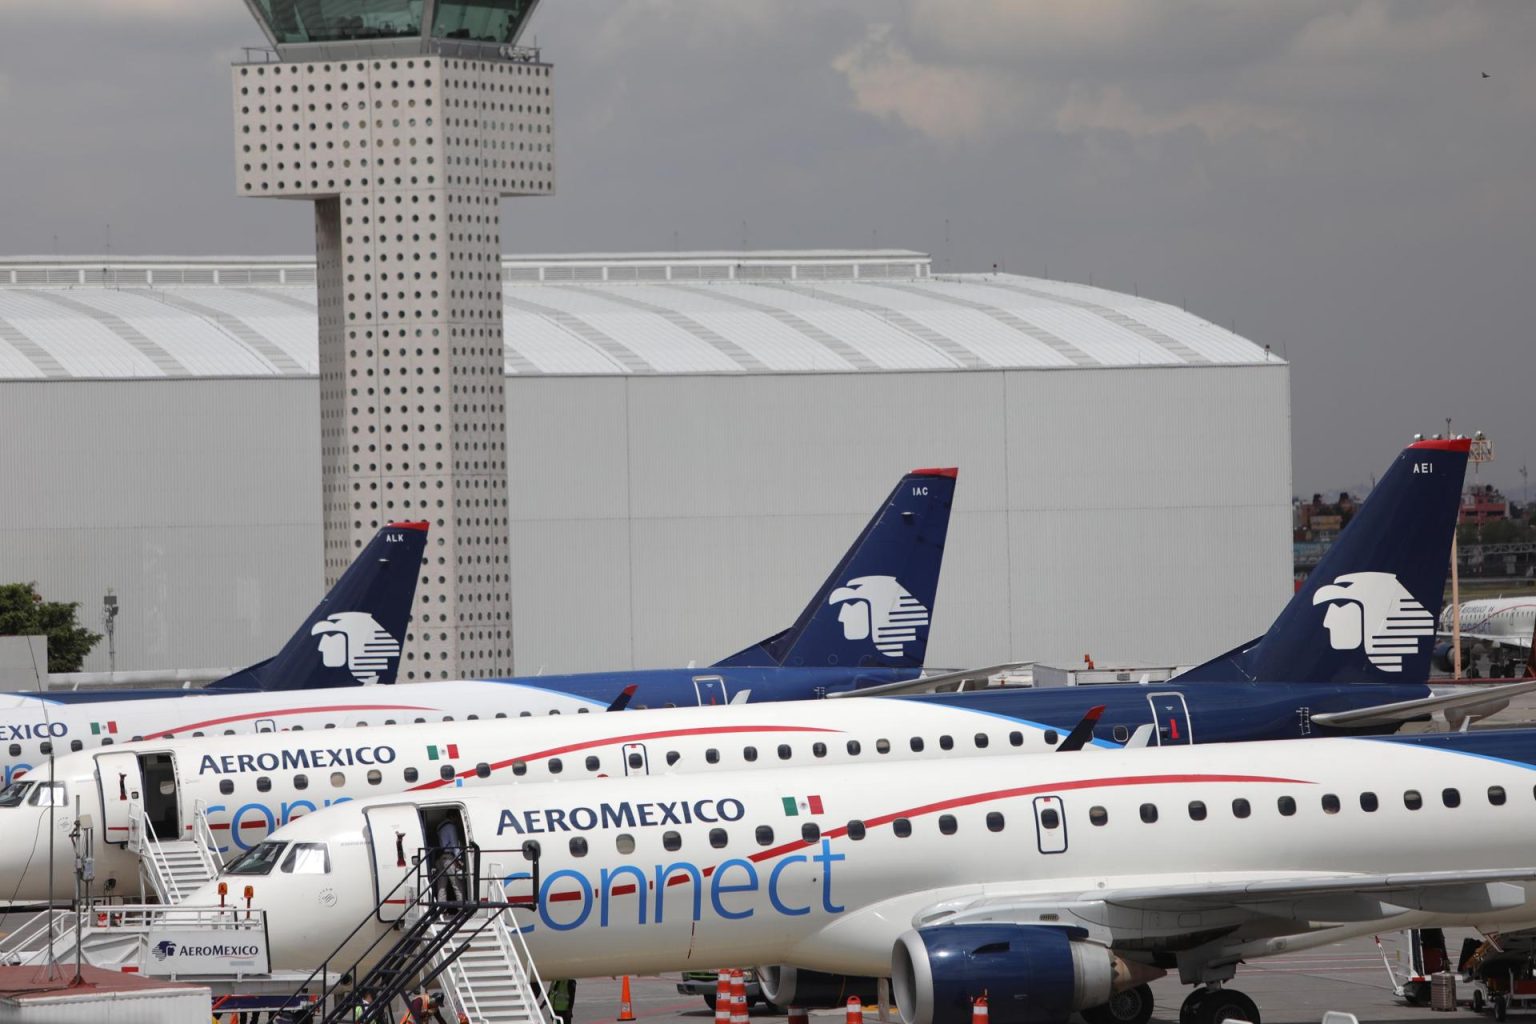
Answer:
xmin=231 ymin=1 xmax=552 ymax=679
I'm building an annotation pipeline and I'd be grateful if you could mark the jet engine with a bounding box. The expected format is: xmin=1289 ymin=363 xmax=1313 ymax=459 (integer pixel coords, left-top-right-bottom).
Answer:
xmin=758 ymin=966 xmax=883 ymax=1009
xmin=1432 ymin=642 xmax=1457 ymax=674
xmin=891 ymin=925 xmax=1163 ymax=1024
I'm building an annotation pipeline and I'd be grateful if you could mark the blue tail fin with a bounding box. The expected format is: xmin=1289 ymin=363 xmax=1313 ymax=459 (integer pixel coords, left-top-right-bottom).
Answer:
xmin=204 ymin=521 xmax=428 ymax=691
xmin=714 ymin=469 xmax=957 ymax=671
xmin=1180 ymin=438 xmax=1469 ymax=685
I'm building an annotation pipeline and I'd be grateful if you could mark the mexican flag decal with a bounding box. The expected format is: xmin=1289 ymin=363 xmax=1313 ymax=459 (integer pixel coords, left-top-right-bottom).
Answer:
xmin=90 ymin=721 xmax=118 ymax=736
xmin=427 ymin=743 xmax=460 ymax=761
xmin=781 ymin=794 xmax=824 ymax=816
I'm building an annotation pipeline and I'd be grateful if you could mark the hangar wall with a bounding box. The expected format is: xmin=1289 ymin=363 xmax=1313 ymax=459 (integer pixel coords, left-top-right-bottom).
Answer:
xmin=0 ymin=360 xmax=1291 ymax=676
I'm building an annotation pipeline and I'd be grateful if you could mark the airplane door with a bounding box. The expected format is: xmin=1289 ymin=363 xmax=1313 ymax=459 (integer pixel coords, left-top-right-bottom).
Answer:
xmin=1146 ymin=693 xmax=1193 ymax=746
xmin=94 ymin=751 xmax=145 ymax=846
xmin=255 ymin=719 xmax=277 ymax=734
xmin=692 ymin=675 xmax=728 ymax=706
xmin=620 ymin=742 xmax=650 ymax=777
xmin=1032 ymin=796 xmax=1068 ymax=855
xmin=363 ymin=803 xmax=425 ymax=923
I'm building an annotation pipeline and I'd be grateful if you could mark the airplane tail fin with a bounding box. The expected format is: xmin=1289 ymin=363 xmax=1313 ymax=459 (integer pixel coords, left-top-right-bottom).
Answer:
xmin=205 ymin=521 xmax=428 ymax=691
xmin=714 ymin=469 xmax=957 ymax=671
xmin=1180 ymin=438 xmax=1469 ymax=685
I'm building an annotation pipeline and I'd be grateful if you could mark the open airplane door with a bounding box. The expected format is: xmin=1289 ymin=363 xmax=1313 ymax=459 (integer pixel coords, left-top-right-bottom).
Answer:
xmin=94 ymin=750 xmax=146 ymax=846
xmin=364 ymin=803 xmax=425 ymax=922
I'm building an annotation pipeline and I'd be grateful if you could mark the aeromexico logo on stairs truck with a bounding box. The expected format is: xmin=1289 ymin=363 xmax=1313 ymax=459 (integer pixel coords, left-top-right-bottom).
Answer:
xmin=1312 ymin=571 xmax=1435 ymax=673
xmin=828 ymin=576 xmax=930 ymax=658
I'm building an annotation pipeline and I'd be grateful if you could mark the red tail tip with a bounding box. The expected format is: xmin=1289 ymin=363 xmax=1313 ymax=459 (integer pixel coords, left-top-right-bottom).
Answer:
xmin=1406 ymin=438 xmax=1471 ymax=452
xmin=385 ymin=520 xmax=431 ymax=532
xmin=622 ymin=684 xmax=638 ymax=696
xmin=911 ymin=467 xmax=959 ymax=479
xmin=1086 ymin=705 xmax=1106 ymax=721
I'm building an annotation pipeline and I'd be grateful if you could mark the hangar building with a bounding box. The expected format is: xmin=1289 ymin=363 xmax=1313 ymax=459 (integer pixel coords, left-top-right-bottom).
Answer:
xmin=0 ymin=250 xmax=1291 ymax=679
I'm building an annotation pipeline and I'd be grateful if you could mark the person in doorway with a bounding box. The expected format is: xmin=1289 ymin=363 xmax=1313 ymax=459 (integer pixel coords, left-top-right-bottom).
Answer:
xmin=434 ymin=817 xmax=465 ymax=902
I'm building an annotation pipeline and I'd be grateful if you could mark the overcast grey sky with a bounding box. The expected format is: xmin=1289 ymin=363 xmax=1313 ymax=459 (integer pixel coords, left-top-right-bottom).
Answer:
xmin=2 ymin=1 xmax=1531 ymax=497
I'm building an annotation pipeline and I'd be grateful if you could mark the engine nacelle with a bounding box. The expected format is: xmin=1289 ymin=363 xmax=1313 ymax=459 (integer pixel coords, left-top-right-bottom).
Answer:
xmin=892 ymin=925 xmax=1141 ymax=1024
xmin=1432 ymin=642 xmax=1457 ymax=674
xmin=758 ymin=966 xmax=883 ymax=1009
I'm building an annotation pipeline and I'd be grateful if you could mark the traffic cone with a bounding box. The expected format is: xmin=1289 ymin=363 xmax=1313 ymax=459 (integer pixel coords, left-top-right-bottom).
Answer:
xmin=715 ymin=971 xmax=732 ymax=1024
xmin=972 ymin=993 xmax=988 ymax=1024
xmin=847 ymin=996 xmax=864 ymax=1024
xmin=618 ymin=975 xmax=637 ymax=1022
xmin=788 ymin=1007 xmax=809 ymax=1024
xmin=730 ymin=971 xmax=749 ymax=1024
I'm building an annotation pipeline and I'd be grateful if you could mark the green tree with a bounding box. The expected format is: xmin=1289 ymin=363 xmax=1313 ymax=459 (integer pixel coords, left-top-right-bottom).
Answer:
xmin=0 ymin=583 xmax=102 ymax=673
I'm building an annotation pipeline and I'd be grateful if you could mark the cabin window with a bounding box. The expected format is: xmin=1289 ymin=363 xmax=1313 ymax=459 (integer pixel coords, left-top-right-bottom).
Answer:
xmin=812 ymin=743 xmax=827 ymax=758
xmin=512 ymin=761 xmax=526 ymax=777
xmin=939 ymin=735 xmax=953 ymax=751
xmin=986 ymin=812 xmax=1005 ymax=832
xmin=778 ymin=744 xmax=793 ymax=761
xmin=1277 ymin=796 xmax=1296 ymax=816
xmin=847 ymin=820 xmax=867 ymax=840
xmin=6 ymin=744 xmax=16 ymax=757
xmin=518 ymin=712 xmax=530 ymax=718
xmin=70 ymin=740 xmax=82 ymax=752
xmin=474 ymin=764 xmax=490 ymax=780
xmin=1112 ymin=725 xmax=1130 ymax=743
xmin=101 ymin=737 xmax=114 ymax=745
xmin=494 ymin=713 xmax=507 ymax=720
xmin=223 ymin=730 xmax=235 ymax=736
xmin=893 ymin=818 xmax=913 ymax=838
xmin=384 ymin=720 xmax=395 ymax=726
xmin=876 ymin=739 xmax=891 ymax=754
xmin=38 ymin=742 xmax=51 ymax=755
xmin=256 ymin=777 xmax=272 ymax=793
xmin=548 ymin=758 xmax=563 ymax=775
xmin=616 ymin=833 xmax=635 ymax=855
xmin=909 ymin=737 xmax=924 ymax=752
xmin=401 ymin=769 xmax=416 ymax=784
xmin=219 ymin=780 xmax=235 ymax=795
xmin=586 ymin=756 xmax=601 ymax=772
xmin=974 ymin=733 xmax=989 ymax=749
xmin=742 ymin=747 xmax=758 ymax=763
xmin=939 ymin=814 xmax=958 ymax=835
xmin=755 ymin=826 xmax=775 ymax=846
xmin=709 ymin=828 xmax=728 ymax=849
xmin=1089 ymin=806 xmax=1108 ymax=826
xmin=1489 ymin=786 xmax=1507 ymax=806
xmin=355 ymin=721 xmax=367 ymax=728
xmin=323 ymin=723 xmax=335 ymax=730
xmin=578 ymin=708 xmax=591 ymax=715
xmin=192 ymin=732 xmax=205 ymax=738
xmin=1442 ymin=788 xmax=1461 ymax=808
xmin=1009 ymin=731 xmax=1024 ymax=747
xmin=1188 ymin=801 xmax=1207 ymax=821
xmin=665 ymin=751 xmax=681 ymax=766
xmin=295 ymin=774 xmax=309 ymax=790
xmin=442 ymin=716 xmax=454 ymax=722
xmin=467 ymin=715 xmax=479 ymax=721
xmin=1404 ymin=790 xmax=1423 ymax=810
xmin=1360 ymin=791 xmax=1378 ymax=812
xmin=569 ymin=837 xmax=588 ymax=858
xmin=290 ymin=726 xmax=302 ymax=732
xmin=281 ymin=843 xmax=331 ymax=875
xmin=1232 ymin=798 xmax=1251 ymax=819
xmin=1139 ymin=803 xmax=1158 ymax=824
xmin=1322 ymin=794 xmax=1340 ymax=814
xmin=706 ymin=749 xmax=720 ymax=765
xmin=416 ymin=717 xmax=428 ymax=724
xmin=438 ymin=766 xmax=454 ymax=781
xmin=1044 ymin=730 xmax=1059 ymax=746
xmin=846 ymin=741 xmax=862 ymax=756
xmin=330 ymin=772 xmax=346 ymax=787
xmin=662 ymin=831 xmax=682 ymax=852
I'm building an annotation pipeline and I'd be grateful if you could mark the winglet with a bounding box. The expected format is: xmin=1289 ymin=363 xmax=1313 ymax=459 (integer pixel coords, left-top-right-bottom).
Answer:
xmin=606 ymin=684 xmax=639 ymax=712
xmin=1056 ymin=706 xmax=1106 ymax=752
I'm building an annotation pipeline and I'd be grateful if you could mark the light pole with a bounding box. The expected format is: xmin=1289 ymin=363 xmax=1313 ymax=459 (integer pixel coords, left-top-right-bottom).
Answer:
xmin=102 ymin=590 xmax=118 ymax=675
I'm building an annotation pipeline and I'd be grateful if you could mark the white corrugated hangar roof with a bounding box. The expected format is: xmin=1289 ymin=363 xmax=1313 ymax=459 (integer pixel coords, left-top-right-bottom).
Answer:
xmin=0 ymin=251 xmax=1277 ymax=379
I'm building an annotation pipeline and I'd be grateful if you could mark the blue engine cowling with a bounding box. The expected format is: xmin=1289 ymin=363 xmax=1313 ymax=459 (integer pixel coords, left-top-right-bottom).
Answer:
xmin=758 ymin=966 xmax=883 ymax=1009
xmin=891 ymin=925 xmax=1116 ymax=1024
xmin=1432 ymin=642 xmax=1457 ymax=673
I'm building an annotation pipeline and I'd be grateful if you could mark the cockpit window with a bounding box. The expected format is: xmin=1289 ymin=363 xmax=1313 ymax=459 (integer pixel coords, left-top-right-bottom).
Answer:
xmin=224 ymin=841 xmax=288 ymax=875
xmin=0 ymin=781 xmax=34 ymax=808
xmin=27 ymin=783 xmax=66 ymax=807
xmin=280 ymin=842 xmax=331 ymax=875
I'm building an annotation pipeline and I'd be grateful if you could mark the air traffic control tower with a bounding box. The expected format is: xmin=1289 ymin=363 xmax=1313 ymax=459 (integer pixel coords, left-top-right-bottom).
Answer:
xmin=231 ymin=0 xmax=553 ymax=679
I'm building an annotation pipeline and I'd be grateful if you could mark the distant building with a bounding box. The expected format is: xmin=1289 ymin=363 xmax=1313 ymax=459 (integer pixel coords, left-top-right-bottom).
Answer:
xmin=1460 ymin=484 xmax=1512 ymax=526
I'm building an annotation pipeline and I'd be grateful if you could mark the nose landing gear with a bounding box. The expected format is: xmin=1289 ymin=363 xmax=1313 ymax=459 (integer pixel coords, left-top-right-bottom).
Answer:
xmin=1180 ymin=985 xmax=1260 ymax=1024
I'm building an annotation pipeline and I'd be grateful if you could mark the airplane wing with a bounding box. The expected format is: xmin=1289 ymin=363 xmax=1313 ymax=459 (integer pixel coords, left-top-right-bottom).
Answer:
xmin=825 ymin=663 xmax=1033 ymax=699
xmin=1308 ymin=679 xmax=1536 ymax=728
xmin=1439 ymin=630 xmax=1533 ymax=652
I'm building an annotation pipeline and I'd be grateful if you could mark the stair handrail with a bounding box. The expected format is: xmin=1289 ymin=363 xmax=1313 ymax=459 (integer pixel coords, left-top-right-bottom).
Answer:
xmin=486 ymin=862 xmax=558 ymax=1024
xmin=192 ymin=798 xmax=224 ymax=875
xmin=0 ymin=909 xmax=73 ymax=964
xmin=135 ymin=807 xmax=181 ymax=903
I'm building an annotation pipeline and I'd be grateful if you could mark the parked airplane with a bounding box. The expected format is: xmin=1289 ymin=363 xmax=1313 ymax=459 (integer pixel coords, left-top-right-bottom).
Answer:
xmin=8 ymin=440 xmax=1527 ymax=896
xmin=195 ymin=728 xmax=1536 ymax=1024
xmin=0 ymin=469 xmax=954 ymax=788
xmin=1435 ymin=597 xmax=1536 ymax=678
xmin=0 ymin=520 xmax=429 ymax=783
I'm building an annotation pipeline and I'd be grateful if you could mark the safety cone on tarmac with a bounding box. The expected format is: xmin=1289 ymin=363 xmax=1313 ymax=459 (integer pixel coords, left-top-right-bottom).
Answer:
xmin=618 ymin=975 xmax=637 ymax=1022
xmin=788 ymin=1007 xmax=809 ymax=1024
xmin=730 ymin=970 xmax=749 ymax=1024
xmin=847 ymin=995 xmax=864 ymax=1024
xmin=972 ymin=993 xmax=989 ymax=1024
xmin=715 ymin=971 xmax=732 ymax=1024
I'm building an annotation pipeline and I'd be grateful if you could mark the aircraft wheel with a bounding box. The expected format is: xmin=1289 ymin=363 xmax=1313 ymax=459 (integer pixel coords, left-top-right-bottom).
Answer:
xmin=1403 ymin=982 xmax=1430 ymax=1007
xmin=1195 ymin=989 xmax=1260 ymax=1024
xmin=1082 ymin=985 xmax=1154 ymax=1024
xmin=704 ymin=995 xmax=718 ymax=1012
xmin=1494 ymin=994 xmax=1508 ymax=1022
xmin=1179 ymin=989 xmax=1207 ymax=1024
xmin=1472 ymin=990 xmax=1485 ymax=1014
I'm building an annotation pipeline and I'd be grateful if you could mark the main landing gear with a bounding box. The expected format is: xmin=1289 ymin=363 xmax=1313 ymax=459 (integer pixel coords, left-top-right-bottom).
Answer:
xmin=1081 ymin=984 xmax=1155 ymax=1024
xmin=1179 ymin=985 xmax=1260 ymax=1024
